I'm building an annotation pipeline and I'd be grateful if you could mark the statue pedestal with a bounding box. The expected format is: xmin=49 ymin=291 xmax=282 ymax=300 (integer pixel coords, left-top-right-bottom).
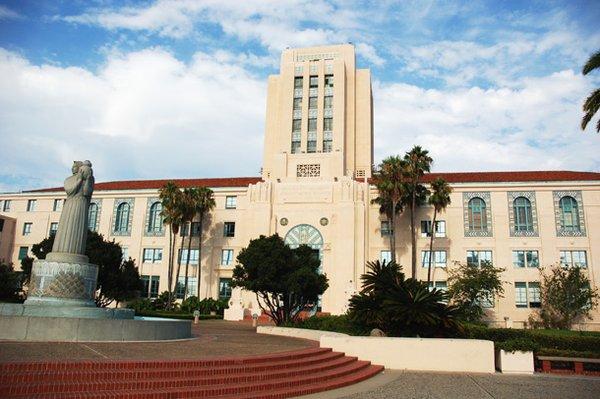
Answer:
xmin=224 ymin=287 xmax=244 ymax=321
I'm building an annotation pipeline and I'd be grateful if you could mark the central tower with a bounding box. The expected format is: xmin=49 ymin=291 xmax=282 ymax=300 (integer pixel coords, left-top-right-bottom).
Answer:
xmin=261 ymin=44 xmax=373 ymax=181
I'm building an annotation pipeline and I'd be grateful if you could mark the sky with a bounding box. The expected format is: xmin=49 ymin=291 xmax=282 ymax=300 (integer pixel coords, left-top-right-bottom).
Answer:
xmin=0 ymin=0 xmax=599 ymax=192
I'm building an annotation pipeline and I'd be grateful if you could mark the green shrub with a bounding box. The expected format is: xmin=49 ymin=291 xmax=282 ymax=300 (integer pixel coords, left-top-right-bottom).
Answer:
xmin=153 ymin=291 xmax=178 ymax=311
xmin=136 ymin=309 xmax=223 ymax=320
xmin=285 ymin=315 xmax=367 ymax=336
xmin=180 ymin=296 xmax=201 ymax=313
xmin=126 ymin=297 xmax=154 ymax=314
xmin=197 ymin=298 xmax=228 ymax=315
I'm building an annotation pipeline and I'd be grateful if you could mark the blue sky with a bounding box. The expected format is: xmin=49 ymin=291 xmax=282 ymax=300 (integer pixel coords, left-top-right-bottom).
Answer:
xmin=0 ymin=0 xmax=599 ymax=191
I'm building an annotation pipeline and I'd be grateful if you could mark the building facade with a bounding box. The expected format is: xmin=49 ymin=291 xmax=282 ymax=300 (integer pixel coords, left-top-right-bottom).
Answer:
xmin=1 ymin=44 xmax=599 ymax=329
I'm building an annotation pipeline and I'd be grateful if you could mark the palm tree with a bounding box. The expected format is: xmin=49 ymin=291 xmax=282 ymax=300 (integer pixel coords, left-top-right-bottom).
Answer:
xmin=159 ymin=181 xmax=183 ymax=309
xmin=193 ymin=187 xmax=216 ymax=299
xmin=174 ymin=188 xmax=197 ymax=301
xmin=403 ymin=146 xmax=432 ymax=279
xmin=426 ymin=178 xmax=452 ymax=284
xmin=581 ymin=50 xmax=600 ymax=133
xmin=372 ymin=156 xmax=406 ymax=262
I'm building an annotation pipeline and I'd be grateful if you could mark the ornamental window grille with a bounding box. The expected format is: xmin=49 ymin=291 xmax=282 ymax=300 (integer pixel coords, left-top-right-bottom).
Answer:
xmin=559 ymin=196 xmax=580 ymax=232
xmin=297 ymin=164 xmax=321 ymax=177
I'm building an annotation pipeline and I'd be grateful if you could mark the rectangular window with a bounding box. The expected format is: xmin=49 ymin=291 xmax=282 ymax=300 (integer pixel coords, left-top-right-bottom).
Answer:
xmin=225 ymin=196 xmax=237 ymax=209
xmin=224 ymin=222 xmax=235 ymax=237
xmin=323 ymin=118 xmax=333 ymax=131
xmin=142 ymin=248 xmax=163 ymax=263
xmin=53 ymin=199 xmax=63 ymax=212
xmin=149 ymin=276 xmax=160 ymax=298
xmin=18 ymin=246 xmax=28 ymax=260
xmin=307 ymin=140 xmax=317 ymax=153
xmin=421 ymin=250 xmax=447 ymax=268
xmin=512 ymin=250 xmax=539 ymax=268
xmin=294 ymin=77 xmax=303 ymax=89
xmin=308 ymin=118 xmax=317 ymax=131
xmin=323 ymin=140 xmax=332 ymax=153
xmin=421 ymin=220 xmax=446 ymax=237
xmin=291 ymin=141 xmax=301 ymax=154
xmin=179 ymin=249 xmax=199 ymax=265
xmin=309 ymin=75 xmax=318 ymax=88
xmin=560 ymin=250 xmax=587 ymax=268
xmin=22 ymin=222 xmax=32 ymax=236
xmin=467 ymin=250 xmax=493 ymax=267
xmin=325 ymin=74 xmax=333 ymax=87
xmin=309 ymin=96 xmax=318 ymax=109
xmin=219 ymin=278 xmax=232 ymax=300
xmin=27 ymin=199 xmax=36 ymax=212
xmin=528 ymin=282 xmax=541 ymax=308
xmin=176 ymin=276 xmax=198 ymax=299
xmin=141 ymin=275 xmax=150 ymax=298
xmin=221 ymin=249 xmax=234 ymax=265
xmin=515 ymin=282 xmax=528 ymax=308
xmin=181 ymin=222 xmax=201 ymax=237
xmin=381 ymin=220 xmax=393 ymax=236
xmin=49 ymin=222 xmax=58 ymax=236
xmin=324 ymin=96 xmax=333 ymax=108
xmin=380 ymin=250 xmax=392 ymax=264
xmin=292 ymin=119 xmax=301 ymax=132
xmin=293 ymin=97 xmax=302 ymax=110
xmin=2 ymin=200 xmax=10 ymax=212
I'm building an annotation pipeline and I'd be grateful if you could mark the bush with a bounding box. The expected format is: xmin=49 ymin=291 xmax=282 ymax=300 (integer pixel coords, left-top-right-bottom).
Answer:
xmin=284 ymin=315 xmax=367 ymax=336
xmin=0 ymin=263 xmax=23 ymax=301
xmin=197 ymin=298 xmax=228 ymax=315
xmin=126 ymin=297 xmax=154 ymax=314
xmin=180 ymin=296 xmax=202 ymax=313
xmin=153 ymin=291 xmax=178 ymax=311
xmin=135 ymin=309 xmax=223 ymax=320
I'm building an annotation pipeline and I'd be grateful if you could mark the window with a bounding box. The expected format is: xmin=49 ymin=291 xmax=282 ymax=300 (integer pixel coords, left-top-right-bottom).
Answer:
xmin=147 ymin=201 xmax=162 ymax=233
xmin=53 ymin=199 xmax=63 ymax=212
xmin=467 ymin=250 xmax=492 ymax=267
xmin=114 ymin=202 xmax=130 ymax=233
xmin=293 ymin=97 xmax=302 ymax=110
xmin=380 ymin=250 xmax=392 ymax=264
xmin=22 ymin=222 xmax=32 ymax=236
xmin=27 ymin=199 xmax=36 ymax=212
xmin=294 ymin=77 xmax=303 ymax=89
xmin=221 ymin=249 xmax=234 ymax=265
xmin=179 ymin=249 xmax=199 ymax=265
xmin=420 ymin=220 xmax=446 ymax=238
xmin=380 ymin=220 xmax=393 ymax=236
xmin=226 ymin=196 xmax=237 ymax=209
xmin=88 ymin=203 xmax=98 ymax=232
xmin=141 ymin=275 xmax=150 ymax=298
xmin=224 ymin=222 xmax=235 ymax=237
xmin=292 ymin=119 xmax=301 ymax=132
xmin=307 ymin=140 xmax=317 ymax=153
xmin=513 ymin=197 xmax=533 ymax=232
xmin=515 ymin=282 xmax=540 ymax=308
xmin=2 ymin=200 xmax=10 ymax=212
xmin=427 ymin=281 xmax=448 ymax=303
xmin=219 ymin=278 xmax=232 ymax=300
xmin=291 ymin=141 xmax=301 ymax=154
xmin=49 ymin=222 xmax=58 ymax=236
xmin=323 ymin=140 xmax=332 ymax=153
xmin=142 ymin=248 xmax=163 ymax=263
xmin=308 ymin=118 xmax=317 ymax=131
xmin=149 ymin=276 xmax=160 ymax=298
xmin=175 ymin=276 xmax=197 ymax=299
xmin=512 ymin=250 xmax=539 ymax=268
xmin=121 ymin=246 xmax=129 ymax=261
xmin=468 ymin=197 xmax=487 ymax=231
xmin=18 ymin=246 xmax=28 ymax=260
xmin=309 ymin=75 xmax=318 ymax=88
xmin=323 ymin=117 xmax=333 ymax=131
xmin=559 ymin=196 xmax=580 ymax=232
xmin=142 ymin=275 xmax=161 ymax=298
xmin=308 ymin=96 xmax=318 ymax=109
xmin=324 ymin=96 xmax=333 ymax=108
xmin=0 ymin=218 xmax=4 ymax=232
xmin=421 ymin=250 xmax=447 ymax=268
xmin=560 ymin=250 xmax=587 ymax=268
xmin=325 ymin=74 xmax=333 ymax=88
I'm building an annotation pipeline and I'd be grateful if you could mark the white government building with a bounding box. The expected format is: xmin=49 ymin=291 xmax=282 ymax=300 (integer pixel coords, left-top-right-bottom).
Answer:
xmin=1 ymin=44 xmax=599 ymax=329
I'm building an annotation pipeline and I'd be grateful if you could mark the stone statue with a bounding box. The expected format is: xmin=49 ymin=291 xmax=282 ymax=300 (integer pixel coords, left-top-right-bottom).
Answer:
xmin=47 ymin=161 xmax=94 ymax=264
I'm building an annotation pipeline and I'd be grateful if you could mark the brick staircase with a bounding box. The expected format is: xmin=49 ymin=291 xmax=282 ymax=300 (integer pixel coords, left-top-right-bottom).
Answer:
xmin=0 ymin=347 xmax=383 ymax=398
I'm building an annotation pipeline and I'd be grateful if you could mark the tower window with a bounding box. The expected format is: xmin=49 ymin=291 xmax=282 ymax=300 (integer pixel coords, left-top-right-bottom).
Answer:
xmin=309 ymin=97 xmax=318 ymax=109
xmin=292 ymin=119 xmax=301 ymax=132
xmin=309 ymin=76 xmax=318 ymax=88
xmin=308 ymin=118 xmax=317 ymax=131
xmin=324 ymin=96 xmax=333 ymax=108
xmin=293 ymin=98 xmax=302 ymax=110
xmin=325 ymin=74 xmax=333 ymax=88
xmin=294 ymin=77 xmax=303 ymax=88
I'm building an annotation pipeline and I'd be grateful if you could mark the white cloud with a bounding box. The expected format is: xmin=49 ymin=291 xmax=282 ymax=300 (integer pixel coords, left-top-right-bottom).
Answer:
xmin=373 ymin=70 xmax=600 ymax=172
xmin=355 ymin=43 xmax=385 ymax=66
xmin=0 ymin=5 xmax=21 ymax=20
xmin=0 ymin=47 xmax=266 ymax=191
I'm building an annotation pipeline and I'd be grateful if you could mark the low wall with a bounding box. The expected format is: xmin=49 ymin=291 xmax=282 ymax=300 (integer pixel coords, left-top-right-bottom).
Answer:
xmin=320 ymin=335 xmax=495 ymax=373
xmin=257 ymin=326 xmax=348 ymax=341
xmin=0 ymin=315 xmax=192 ymax=342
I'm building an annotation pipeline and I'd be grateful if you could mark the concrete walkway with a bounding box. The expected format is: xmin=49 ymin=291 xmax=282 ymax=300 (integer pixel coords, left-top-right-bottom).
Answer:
xmin=0 ymin=320 xmax=313 ymax=362
xmin=296 ymin=370 xmax=600 ymax=399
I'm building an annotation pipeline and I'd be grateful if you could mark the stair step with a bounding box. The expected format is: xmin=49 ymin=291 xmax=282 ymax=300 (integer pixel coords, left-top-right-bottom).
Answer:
xmin=0 ymin=350 xmax=344 ymax=385
xmin=6 ymin=360 xmax=374 ymax=398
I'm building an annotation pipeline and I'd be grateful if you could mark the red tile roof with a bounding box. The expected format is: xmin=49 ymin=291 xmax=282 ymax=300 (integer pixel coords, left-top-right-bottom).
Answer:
xmin=25 ymin=171 xmax=600 ymax=193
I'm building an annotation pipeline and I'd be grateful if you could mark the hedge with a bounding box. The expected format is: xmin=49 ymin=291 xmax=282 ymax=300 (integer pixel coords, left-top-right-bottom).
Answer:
xmin=135 ymin=310 xmax=223 ymax=320
xmin=283 ymin=315 xmax=367 ymax=336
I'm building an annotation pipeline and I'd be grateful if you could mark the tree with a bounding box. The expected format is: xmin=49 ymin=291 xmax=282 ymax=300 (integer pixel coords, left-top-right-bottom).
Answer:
xmin=191 ymin=187 xmax=215 ymax=299
xmin=581 ymin=50 xmax=600 ymax=133
xmin=403 ymin=146 xmax=432 ymax=278
xmin=426 ymin=178 xmax=452 ymax=284
xmin=447 ymin=261 xmax=505 ymax=322
xmin=27 ymin=232 xmax=142 ymax=307
xmin=159 ymin=181 xmax=183 ymax=309
xmin=0 ymin=262 xmax=23 ymax=301
xmin=231 ymin=234 xmax=329 ymax=326
xmin=348 ymin=260 xmax=463 ymax=337
xmin=529 ymin=265 xmax=599 ymax=329
xmin=174 ymin=187 xmax=198 ymax=301
xmin=371 ymin=156 xmax=406 ymax=262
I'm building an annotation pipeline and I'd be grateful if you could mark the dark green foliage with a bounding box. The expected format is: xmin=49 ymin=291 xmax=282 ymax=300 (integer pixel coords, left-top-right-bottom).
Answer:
xmin=19 ymin=257 xmax=33 ymax=285
xmin=348 ymin=260 xmax=463 ymax=337
xmin=180 ymin=296 xmax=202 ymax=313
xmin=284 ymin=315 xmax=367 ymax=336
xmin=0 ymin=263 xmax=23 ymax=301
xmin=581 ymin=49 xmax=600 ymax=132
xmin=134 ymin=310 xmax=223 ymax=320
xmin=447 ymin=261 xmax=505 ymax=322
xmin=528 ymin=266 xmax=599 ymax=329
xmin=27 ymin=232 xmax=143 ymax=307
xmin=232 ymin=234 xmax=329 ymax=326
xmin=126 ymin=297 xmax=154 ymax=313
xmin=153 ymin=291 xmax=177 ymax=311
xmin=183 ymin=297 xmax=229 ymax=315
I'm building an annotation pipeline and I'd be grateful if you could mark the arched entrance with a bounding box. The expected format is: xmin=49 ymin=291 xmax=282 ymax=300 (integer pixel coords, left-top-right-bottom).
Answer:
xmin=284 ymin=224 xmax=324 ymax=313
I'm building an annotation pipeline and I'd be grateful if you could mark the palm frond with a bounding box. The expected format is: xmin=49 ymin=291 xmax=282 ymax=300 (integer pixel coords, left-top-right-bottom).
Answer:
xmin=583 ymin=50 xmax=600 ymax=75
xmin=581 ymin=88 xmax=600 ymax=131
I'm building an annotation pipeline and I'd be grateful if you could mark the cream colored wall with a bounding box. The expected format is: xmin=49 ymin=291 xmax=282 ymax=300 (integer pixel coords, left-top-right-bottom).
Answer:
xmin=0 ymin=215 xmax=16 ymax=263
